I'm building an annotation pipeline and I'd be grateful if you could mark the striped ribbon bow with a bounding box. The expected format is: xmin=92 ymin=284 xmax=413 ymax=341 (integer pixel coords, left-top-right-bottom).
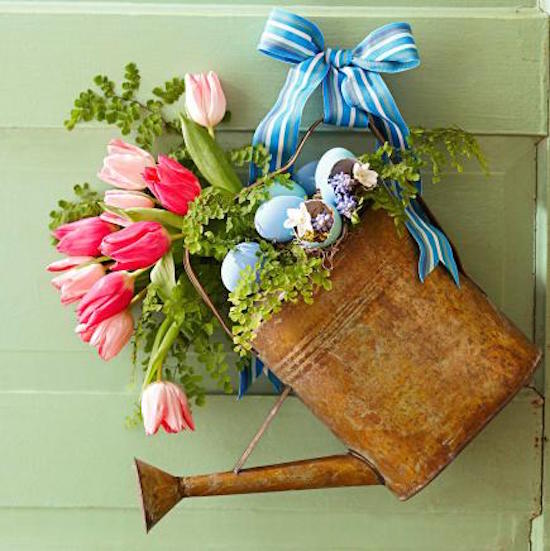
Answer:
xmin=241 ymin=9 xmax=460 ymax=397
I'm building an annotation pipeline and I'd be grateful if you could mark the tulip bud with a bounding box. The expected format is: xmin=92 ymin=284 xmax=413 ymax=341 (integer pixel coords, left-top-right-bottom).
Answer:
xmin=46 ymin=256 xmax=95 ymax=273
xmin=98 ymin=139 xmax=155 ymax=190
xmin=100 ymin=221 xmax=171 ymax=271
xmin=53 ymin=217 xmax=115 ymax=256
xmin=184 ymin=71 xmax=227 ymax=130
xmin=100 ymin=189 xmax=155 ymax=226
xmin=143 ymin=155 xmax=201 ymax=216
xmin=51 ymin=262 xmax=105 ymax=305
xmin=87 ymin=309 xmax=134 ymax=361
xmin=141 ymin=381 xmax=195 ymax=435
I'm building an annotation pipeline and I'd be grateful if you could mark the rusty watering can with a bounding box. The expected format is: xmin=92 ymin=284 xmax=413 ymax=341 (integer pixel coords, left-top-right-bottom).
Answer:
xmin=135 ymin=121 xmax=541 ymax=532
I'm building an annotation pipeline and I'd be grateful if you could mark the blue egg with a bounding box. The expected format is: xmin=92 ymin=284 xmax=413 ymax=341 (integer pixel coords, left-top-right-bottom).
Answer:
xmin=264 ymin=180 xmax=307 ymax=200
xmin=300 ymin=201 xmax=343 ymax=250
xmin=221 ymin=242 xmax=262 ymax=292
xmin=293 ymin=160 xmax=318 ymax=196
xmin=315 ymin=148 xmax=356 ymax=206
xmin=254 ymin=195 xmax=304 ymax=243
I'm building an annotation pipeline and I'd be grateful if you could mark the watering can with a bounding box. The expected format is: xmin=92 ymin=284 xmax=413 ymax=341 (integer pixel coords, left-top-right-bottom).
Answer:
xmin=135 ymin=202 xmax=540 ymax=532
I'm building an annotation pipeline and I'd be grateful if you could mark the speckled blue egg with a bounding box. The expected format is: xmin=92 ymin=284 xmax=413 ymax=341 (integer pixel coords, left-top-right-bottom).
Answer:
xmin=300 ymin=202 xmax=343 ymax=250
xmin=254 ymin=195 xmax=304 ymax=243
xmin=221 ymin=242 xmax=262 ymax=292
xmin=293 ymin=160 xmax=318 ymax=196
xmin=315 ymin=148 xmax=356 ymax=206
xmin=265 ymin=180 xmax=307 ymax=201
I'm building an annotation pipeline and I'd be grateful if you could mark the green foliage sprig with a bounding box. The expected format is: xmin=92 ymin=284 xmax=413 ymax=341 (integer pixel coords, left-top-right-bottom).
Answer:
xmin=64 ymin=62 xmax=185 ymax=151
xmin=408 ymin=126 xmax=489 ymax=183
xmin=228 ymin=243 xmax=332 ymax=355
xmin=356 ymin=127 xmax=488 ymax=229
xmin=48 ymin=183 xmax=102 ymax=241
xmin=228 ymin=143 xmax=272 ymax=176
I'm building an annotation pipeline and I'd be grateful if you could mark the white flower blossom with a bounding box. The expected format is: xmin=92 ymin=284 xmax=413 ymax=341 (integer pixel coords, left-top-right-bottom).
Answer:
xmin=284 ymin=202 xmax=313 ymax=238
xmin=353 ymin=162 xmax=378 ymax=190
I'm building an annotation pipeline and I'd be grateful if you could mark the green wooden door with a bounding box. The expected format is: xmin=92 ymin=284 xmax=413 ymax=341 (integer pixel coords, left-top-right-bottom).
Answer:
xmin=1 ymin=1 xmax=548 ymax=549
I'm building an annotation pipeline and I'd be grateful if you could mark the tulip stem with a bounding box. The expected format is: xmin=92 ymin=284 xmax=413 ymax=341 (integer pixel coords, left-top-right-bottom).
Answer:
xmin=130 ymin=268 xmax=148 ymax=279
xmin=130 ymin=288 xmax=148 ymax=306
xmin=170 ymin=233 xmax=185 ymax=241
xmin=207 ymin=126 xmax=215 ymax=139
xmin=142 ymin=318 xmax=182 ymax=388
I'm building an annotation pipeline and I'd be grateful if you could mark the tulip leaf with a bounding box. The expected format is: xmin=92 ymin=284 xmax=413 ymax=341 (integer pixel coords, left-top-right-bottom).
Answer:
xmin=151 ymin=252 xmax=176 ymax=301
xmin=124 ymin=207 xmax=185 ymax=230
xmin=180 ymin=115 xmax=243 ymax=195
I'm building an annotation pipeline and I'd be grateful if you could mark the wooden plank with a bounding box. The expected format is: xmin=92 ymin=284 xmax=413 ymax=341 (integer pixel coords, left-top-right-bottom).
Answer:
xmin=0 ymin=129 xmax=536 ymax=392
xmin=0 ymin=389 xmax=541 ymax=513
xmin=19 ymin=0 xmax=539 ymax=7
xmin=0 ymin=7 xmax=546 ymax=134
xmin=0 ymin=509 xmax=534 ymax=550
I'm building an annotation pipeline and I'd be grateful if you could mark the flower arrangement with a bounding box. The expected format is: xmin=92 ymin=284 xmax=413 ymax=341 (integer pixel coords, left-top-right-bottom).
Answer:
xmin=48 ymin=62 xmax=486 ymax=435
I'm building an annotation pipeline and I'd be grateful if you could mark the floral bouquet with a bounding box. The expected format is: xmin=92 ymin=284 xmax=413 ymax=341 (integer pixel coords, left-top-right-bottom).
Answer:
xmin=47 ymin=62 xmax=485 ymax=437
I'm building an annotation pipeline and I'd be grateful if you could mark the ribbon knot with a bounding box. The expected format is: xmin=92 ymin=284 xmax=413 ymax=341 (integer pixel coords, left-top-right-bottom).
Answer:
xmin=325 ymin=47 xmax=353 ymax=68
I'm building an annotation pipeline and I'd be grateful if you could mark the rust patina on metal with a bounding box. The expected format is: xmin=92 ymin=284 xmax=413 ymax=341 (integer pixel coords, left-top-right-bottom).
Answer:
xmin=253 ymin=208 xmax=541 ymax=499
xmin=136 ymin=454 xmax=381 ymax=531
xmin=136 ymin=207 xmax=540 ymax=532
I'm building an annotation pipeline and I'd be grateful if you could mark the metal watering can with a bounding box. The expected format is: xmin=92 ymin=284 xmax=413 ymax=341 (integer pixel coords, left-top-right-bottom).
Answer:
xmin=135 ymin=122 xmax=540 ymax=532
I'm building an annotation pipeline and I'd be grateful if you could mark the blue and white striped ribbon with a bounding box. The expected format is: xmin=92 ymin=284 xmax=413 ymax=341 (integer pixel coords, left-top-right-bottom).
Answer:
xmin=240 ymin=8 xmax=459 ymax=396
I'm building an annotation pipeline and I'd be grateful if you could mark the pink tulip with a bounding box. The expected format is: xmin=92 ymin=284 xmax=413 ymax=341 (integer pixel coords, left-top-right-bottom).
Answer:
xmin=46 ymin=256 xmax=94 ymax=272
xmin=143 ymin=155 xmax=201 ymax=216
xmin=87 ymin=309 xmax=134 ymax=361
xmin=97 ymin=139 xmax=155 ymax=190
xmin=51 ymin=262 xmax=105 ymax=305
xmin=141 ymin=381 xmax=195 ymax=435
xmin=184 ymin=71 xmax=226 ymax=129
xmin=100 ymin=189 xmax=155 ymax=226
xmin=54 ymin=217 xmax=115 ymax=256
xmin=76 ymin=271 xmax=134 ymax=330
xmin=100 ymin=221 xmax=170 ymax=271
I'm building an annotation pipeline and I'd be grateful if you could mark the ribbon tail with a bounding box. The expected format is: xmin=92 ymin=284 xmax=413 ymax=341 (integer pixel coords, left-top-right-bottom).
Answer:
xmin=249 ymin=54 xmax=328 ymax=182
xmin=406 ymin=200 xmax=460 ymax=286
xmin=238 ymin=357 xmax=282 ymax=399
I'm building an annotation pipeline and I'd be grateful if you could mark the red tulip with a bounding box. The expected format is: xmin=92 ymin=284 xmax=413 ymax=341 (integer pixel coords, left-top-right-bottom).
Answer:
xmin=51 ymin=262 xmax=105 ymax=305
xmin=143 ymin=155 xmax=201 ymax=216
xmin=141 ymin=381 xmax=195 ymax=435
xmin=54 ymin=217 xmax=115 ymax=256
xmin=86 ymin=309 xmax=134 ymax=361
xmin=76 ymin=271 xmax=134 ymax=331
xmin=100 ymin=221 xmax=170 ymax=271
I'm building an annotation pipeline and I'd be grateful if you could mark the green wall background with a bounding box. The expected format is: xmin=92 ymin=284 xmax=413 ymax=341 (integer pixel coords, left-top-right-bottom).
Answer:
xmin=1 ymin=1 xmax=549 ymax=549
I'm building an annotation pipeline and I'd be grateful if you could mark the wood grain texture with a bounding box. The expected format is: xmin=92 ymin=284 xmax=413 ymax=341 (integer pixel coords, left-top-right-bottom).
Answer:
xmin=0 ymin=6 xmax=547 ymax=134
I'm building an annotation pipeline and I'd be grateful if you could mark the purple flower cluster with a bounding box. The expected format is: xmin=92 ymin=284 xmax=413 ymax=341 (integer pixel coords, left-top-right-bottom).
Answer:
xmin=312 ymin=212 xmax=332 ymax=233
xmin=328 ymin=172 xmax=357 ymax=219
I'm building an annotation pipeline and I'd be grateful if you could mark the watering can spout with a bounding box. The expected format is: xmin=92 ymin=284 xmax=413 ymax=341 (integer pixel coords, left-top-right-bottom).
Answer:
xmin=135 ymin=454 xmax=382 ymax=532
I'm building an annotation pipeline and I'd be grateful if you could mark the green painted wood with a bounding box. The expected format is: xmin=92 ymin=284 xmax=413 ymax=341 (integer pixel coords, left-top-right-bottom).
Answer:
xmin=0 ymin=389 xmax=541 ymax=549
xmin=0 ymin=2 xmax=546 ymax=549
xmin=19 ymin=0 xmax=540 ymax=7
xmin=0 ymin=6 xmax=547 ymax=134
xmin=0 ymin=390 xmax=541 ymax=511
xmin=0 ymin=129 xmax=536 ymax=393
xmin=0 ymin=510 xmax=535 ymax=550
